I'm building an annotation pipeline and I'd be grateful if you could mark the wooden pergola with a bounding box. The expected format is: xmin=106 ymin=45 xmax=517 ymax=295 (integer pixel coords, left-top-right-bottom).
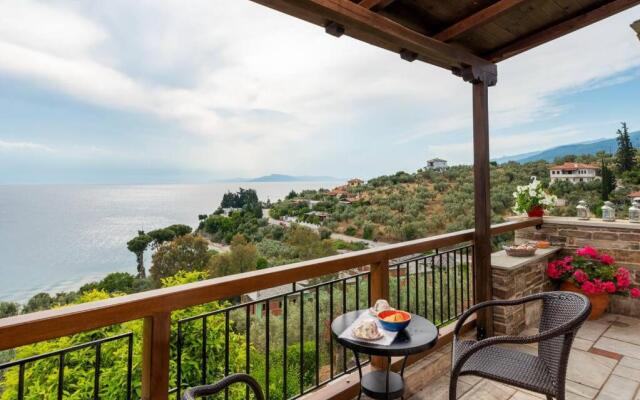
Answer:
xmin=250 ymin=0 xmax=640 ymax=337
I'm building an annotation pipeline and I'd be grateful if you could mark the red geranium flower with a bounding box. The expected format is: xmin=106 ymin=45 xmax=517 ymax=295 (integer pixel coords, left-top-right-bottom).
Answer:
xmin=599 ymin=254 xmax=615 ymax=265
xmin=631 ymin=288 xmax=640 ymax=298
xmin=573 ymin=270 xmax=588 ymax=284
xmin=576 ymin=246 xmax=598 ymax=258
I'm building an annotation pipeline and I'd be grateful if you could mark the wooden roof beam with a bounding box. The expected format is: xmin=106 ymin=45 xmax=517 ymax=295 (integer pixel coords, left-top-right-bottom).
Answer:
xmin=358 ymin=0 xmax=396 ymax=11
xmin=633 ymin=19 xmax=640 ymax=40
xmin=487 ymin=0 xmax=640 ymax=62
xmin=251 ymin=0 xmax=497 ymax=84
xmin=434 ymin=0 xmax=528 ymax=42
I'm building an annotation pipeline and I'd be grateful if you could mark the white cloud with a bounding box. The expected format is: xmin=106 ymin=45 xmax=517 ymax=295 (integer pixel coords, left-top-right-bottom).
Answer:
xmin=0 ymin=0 xmax=638 ymax=176
xmin=0 ymin=139 xmax=54 ymax=152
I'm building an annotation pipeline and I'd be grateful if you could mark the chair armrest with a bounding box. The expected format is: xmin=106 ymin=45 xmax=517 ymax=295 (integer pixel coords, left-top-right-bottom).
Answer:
xmin=182 ymin=373 xmax=264 ymax=400
xmin=454 ymin=293 xmax=547 ymax=336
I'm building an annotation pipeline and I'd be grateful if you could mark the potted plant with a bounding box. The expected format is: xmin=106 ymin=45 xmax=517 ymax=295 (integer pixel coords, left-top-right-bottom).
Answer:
xmin=512 ymin=177 xmax=556 ymax=217
xmin=547 ymin=246 xmax=640 ymax=319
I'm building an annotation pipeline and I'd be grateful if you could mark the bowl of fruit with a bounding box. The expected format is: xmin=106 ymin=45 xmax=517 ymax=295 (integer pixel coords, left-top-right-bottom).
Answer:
xmin=377 ymin=310 xmax=411 ymax=332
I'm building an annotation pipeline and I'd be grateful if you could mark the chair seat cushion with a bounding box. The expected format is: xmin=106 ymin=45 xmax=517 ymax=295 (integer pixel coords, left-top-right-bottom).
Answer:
xmin=454 ymin=339 xmax=555 ymax=394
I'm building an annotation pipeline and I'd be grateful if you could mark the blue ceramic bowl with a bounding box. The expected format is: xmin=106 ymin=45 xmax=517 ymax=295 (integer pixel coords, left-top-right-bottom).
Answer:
xmin=377 ymin=310 xmax=411 ymax=332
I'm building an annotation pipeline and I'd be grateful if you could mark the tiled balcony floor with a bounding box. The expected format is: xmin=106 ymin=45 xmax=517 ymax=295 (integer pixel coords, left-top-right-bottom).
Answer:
xmin=406 ymin=314 xmax=640 ymax=400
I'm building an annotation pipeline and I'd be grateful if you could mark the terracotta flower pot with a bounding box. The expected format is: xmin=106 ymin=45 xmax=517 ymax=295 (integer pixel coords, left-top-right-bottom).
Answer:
xmin=527 ymin=205 xmax=544 ymax=218
xmin=561 ymin=281 xmax=609 ymax=320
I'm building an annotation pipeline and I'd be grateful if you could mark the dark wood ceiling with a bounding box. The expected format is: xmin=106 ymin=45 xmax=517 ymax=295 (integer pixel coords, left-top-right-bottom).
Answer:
xmin=252 ymin=0 xmax=639 ymax=77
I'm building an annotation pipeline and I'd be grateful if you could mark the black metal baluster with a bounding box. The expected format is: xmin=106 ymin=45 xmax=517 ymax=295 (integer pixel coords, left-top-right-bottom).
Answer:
xmin=455 ymin=249 xmax=461 ymax=317
xmin=283 ymin=295 xmax=288 ymax=400
xmin=431 ymin=254 xmax=436 ymax=323
xmin=446 ymin=251 xmax=451 ymax=321
xmin=18 ymin=363 xmax=25 ymax=400
xmin=342 ymin=280 xmax=347 ymax=372
xmin=202 ymin=317 xmax=208 ymax=386
xmin=58 ymin=352 xmax=65 ymax=400
xmin=468 ymin=246 xmax=473 ymax=308
xmin=405 ymin=263 xmax=410 ymax=312
xmin=396 ymin=264 xmax=400 ymax=308
xmin=423 ymin=259 xmax=428 ymax=319
xmin=415 ymin=260 xmax=419 ymax=315
xmin=300 ymin=291 xmax=304 ymax=396
xmin=315 ymin=286 xmax=320 ymax=387
xmin=176 ymin=323 xmax=183 ymax=400
xmin=439 ymin=252 xmax=444 ymax=324
xmin=94 ymin=343 xmax=101 ymax=400
xmin=264 ymin=303 xmax=269 ymax=400
xmin=127 ymin=334 xmax=133 ymax=400
xmin=224 ymin=313 xmax=231 ymax=400
xmin=329 ymin=282 xmax=334 ymax=379
xmin=367 ymin=273 xmax=371 ymax=307
xmin=245 ymin=306 xmax=251 ymax=400
xmin=355 ymin=275 xmax=360 ymax=310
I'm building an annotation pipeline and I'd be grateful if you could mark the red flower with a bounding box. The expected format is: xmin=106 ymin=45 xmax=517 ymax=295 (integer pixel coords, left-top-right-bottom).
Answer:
xmin=581 ymin=281 xmax=600 ymax=295
xmin=599 ymin=254 xmax=615 ymax=265
xmin=631 ymin=288 xmax=640 ymax=298
xmin=573 ymin=270 xmax=588 ymax=284
xmin=576 ymin=246 xmax=598 ymax=258
xmin=616 ymin=268 xmax=632 ymax=289
xmin=547 ymin=261 xmax=562 ymax=279
xmin=602 ymin=281 xmax=617 ymax=294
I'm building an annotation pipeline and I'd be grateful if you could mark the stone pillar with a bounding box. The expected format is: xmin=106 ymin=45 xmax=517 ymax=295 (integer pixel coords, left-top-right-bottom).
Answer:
xmin=491 ymin=247 xmax=559 ymax=335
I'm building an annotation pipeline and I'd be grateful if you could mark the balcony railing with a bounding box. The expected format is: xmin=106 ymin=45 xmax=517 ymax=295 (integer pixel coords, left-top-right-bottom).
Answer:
xmin=0 ymin=218 xmax=540 ymax=400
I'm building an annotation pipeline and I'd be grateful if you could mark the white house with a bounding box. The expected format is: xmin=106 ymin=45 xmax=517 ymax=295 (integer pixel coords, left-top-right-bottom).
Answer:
xmin=549 ymin=162 xmax=599 ymax=184
xmin=426 ymin=158 xmax=448 ymax=170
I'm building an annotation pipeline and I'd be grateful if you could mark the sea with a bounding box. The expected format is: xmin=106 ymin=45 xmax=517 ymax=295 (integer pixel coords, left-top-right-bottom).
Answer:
xmin=0 ymin=182 xmax=339 ymax=303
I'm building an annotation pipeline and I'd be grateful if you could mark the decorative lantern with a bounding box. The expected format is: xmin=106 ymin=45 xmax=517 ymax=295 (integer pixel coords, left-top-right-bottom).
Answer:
xmin=630 ymin=198 xmax=640 ymax=223
xmin=601 ymin=201 xmax=615 ymax=222
xmin=576 ymin=200 xmax=590 ymax=220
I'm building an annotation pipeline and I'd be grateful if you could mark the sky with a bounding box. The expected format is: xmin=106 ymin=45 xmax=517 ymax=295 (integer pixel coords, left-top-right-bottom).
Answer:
xmin=0 ymin=0 xmax=639 ymax=184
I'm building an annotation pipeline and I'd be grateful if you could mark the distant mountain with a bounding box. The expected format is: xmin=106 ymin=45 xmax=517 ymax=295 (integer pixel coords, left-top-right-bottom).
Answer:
xmin=219 ymin=174 xmax=341 ymax=183
xmin=494 ymin=131 xmax=640 ymax=164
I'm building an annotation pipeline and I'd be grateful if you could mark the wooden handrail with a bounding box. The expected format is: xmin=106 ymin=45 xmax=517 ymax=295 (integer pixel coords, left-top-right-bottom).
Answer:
xmin=0 ymin=217 xmax=540 ymax=352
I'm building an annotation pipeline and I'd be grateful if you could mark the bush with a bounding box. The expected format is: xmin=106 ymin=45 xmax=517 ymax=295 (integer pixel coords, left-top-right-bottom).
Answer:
xmin=362 ymin=224 xmax=375 ymax=240
xmin=345 ymin=226 xmax=357 ymax=236
xmin=318 ymin=227 xmax=332 ymax=240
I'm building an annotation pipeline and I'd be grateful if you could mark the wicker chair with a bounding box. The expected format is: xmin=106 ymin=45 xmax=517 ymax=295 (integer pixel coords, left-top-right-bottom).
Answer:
xmin=450 ymin=292 xmax=591 ymax=400
xmin=182 ymin=373 xmax=264 ymax=400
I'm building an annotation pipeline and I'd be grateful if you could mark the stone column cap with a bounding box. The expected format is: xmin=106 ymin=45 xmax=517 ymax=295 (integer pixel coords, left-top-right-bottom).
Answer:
xmin=491 ymin=247 xmax=561 ymax=271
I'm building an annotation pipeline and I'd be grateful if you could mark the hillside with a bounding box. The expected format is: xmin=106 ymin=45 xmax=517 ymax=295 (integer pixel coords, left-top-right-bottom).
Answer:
xmin=495 ymin=131 xmax=640 ymax=164
xmin=269 ymin=158 xmax=640 ymax=243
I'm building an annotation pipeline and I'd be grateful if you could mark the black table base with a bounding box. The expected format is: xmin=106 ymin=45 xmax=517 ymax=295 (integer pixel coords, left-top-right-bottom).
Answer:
xmin=354 ymin=353 xmax=407 ymax=400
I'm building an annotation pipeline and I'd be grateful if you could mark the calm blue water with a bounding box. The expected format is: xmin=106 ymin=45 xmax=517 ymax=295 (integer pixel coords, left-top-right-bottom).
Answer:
xmin=0 ymin=182 xmax=338 ymax=302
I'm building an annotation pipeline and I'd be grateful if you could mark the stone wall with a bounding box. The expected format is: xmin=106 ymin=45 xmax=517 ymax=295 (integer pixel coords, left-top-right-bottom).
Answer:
xmin=491 ymin=247 xmax=559 ymax=335
xmin=515 ymin=216 xmax=640 ymax=317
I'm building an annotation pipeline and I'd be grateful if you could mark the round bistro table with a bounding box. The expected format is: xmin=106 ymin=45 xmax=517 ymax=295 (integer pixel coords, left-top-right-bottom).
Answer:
xmin=331 ymin=310 xmax=438 ymax=400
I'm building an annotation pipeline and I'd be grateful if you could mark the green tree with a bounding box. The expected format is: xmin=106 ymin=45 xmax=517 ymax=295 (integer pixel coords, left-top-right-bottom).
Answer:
xmin=208 ymin=235 xmax=258 ymax=277
xmin=616 ymin=122 xmax=635 ymax=173
xmin=127 ymin=231 xmax=153 ymax=278
xmin=150 ymin=235 xmax=212 ymax=285
xmin=601 ymin=158 xmax=616 ymax=201
xmin=0 ymin=302 xmax=19 ymax=318
xmin=22 ymin=292 xmax=54 ymax=314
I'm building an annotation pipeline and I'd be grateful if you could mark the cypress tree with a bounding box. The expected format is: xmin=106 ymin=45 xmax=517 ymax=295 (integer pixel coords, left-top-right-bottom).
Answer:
xmin=615 ymin=122 xmax=635 ymax=172
xmin=601 ymin=158 xmax=616 ymax=201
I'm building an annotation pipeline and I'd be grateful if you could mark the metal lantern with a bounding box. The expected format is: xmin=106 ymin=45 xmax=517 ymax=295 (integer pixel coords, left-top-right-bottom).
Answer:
xmin=576 ymin=200 xmax=590 ymax=220
xmin=630 ymin=198 xmax=640 ymax=223
xmin=601 ymin=201 xmax=615 ymax=222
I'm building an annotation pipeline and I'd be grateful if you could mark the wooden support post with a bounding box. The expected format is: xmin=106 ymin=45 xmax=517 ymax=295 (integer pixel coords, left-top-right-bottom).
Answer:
xmin=141 ymin=312 xmax=171 ymax=400
xmin=472 ymin=80 xmax=494 ymax=339
xmin=369 ymin=258 xmax=389 ymax=368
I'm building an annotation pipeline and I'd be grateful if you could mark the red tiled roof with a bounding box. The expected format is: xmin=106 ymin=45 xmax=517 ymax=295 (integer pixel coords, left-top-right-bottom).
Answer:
xmin=628 ymin=191 xmax=640 ymax=198
xmin=549 ymin=162 xmax=598 ymax=171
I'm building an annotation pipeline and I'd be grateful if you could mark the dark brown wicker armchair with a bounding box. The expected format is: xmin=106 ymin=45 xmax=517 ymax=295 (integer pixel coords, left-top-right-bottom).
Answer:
xmin=450 ymin=292 xmax=590 ymax=400
xmin=182 ymin=373 xmax=264 ymax=400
